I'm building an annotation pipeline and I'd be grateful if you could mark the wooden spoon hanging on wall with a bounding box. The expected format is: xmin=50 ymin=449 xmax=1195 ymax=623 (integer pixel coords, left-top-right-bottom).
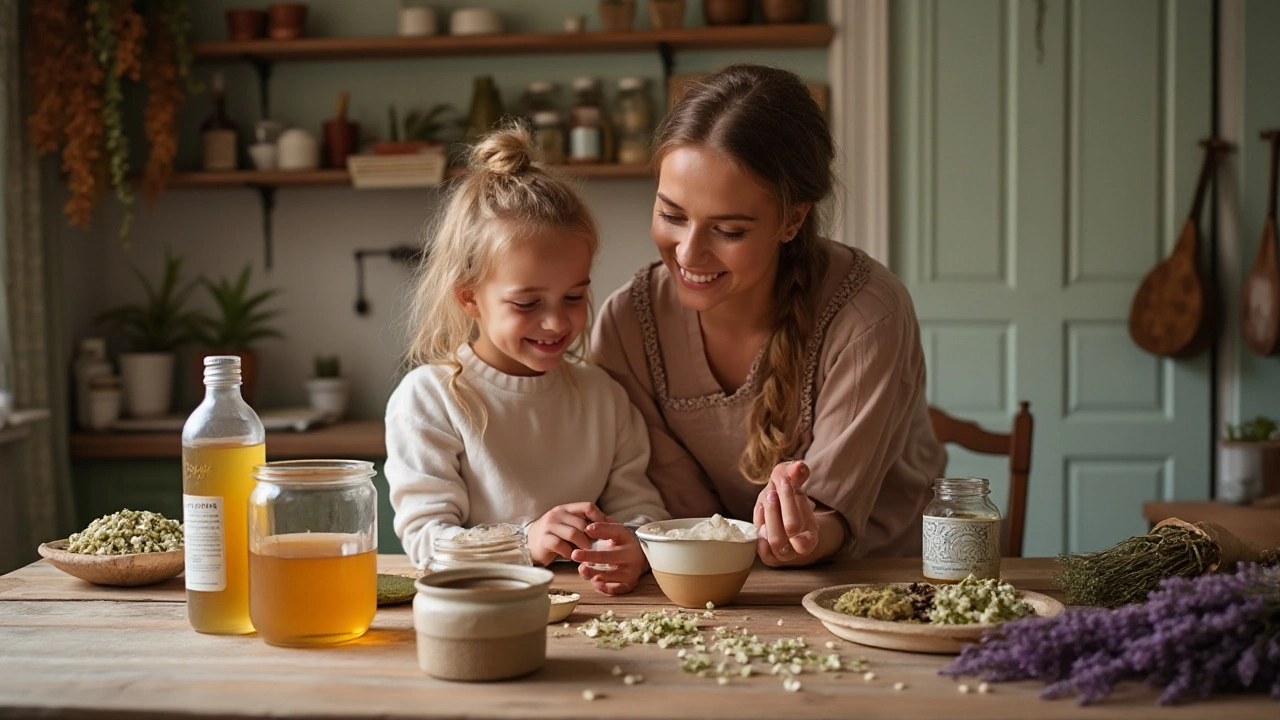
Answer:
xmin=1128 ymin=138 xmax=1228 ymax=358
xmin=1242 ymin=129 xmax=1280 ymax=356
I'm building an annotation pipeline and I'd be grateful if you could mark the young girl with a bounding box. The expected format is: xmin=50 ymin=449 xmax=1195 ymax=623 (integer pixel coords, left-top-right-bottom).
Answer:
xmin=385 ymin=124 xmax=668 ymax=595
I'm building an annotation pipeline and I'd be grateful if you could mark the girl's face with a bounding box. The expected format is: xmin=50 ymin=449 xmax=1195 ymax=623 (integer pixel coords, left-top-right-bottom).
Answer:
xmin=653 ymin=145 xmax=807 ymax=319
xmin=458 ymin=227 xmax=593 ymax=377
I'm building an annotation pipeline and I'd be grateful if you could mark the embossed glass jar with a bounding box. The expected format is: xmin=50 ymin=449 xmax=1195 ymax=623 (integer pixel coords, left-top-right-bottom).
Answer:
xmin=427 ymin=523 xmax=533 ymax=573
xmin=922 ymin=477 xmax=1001 ymax=582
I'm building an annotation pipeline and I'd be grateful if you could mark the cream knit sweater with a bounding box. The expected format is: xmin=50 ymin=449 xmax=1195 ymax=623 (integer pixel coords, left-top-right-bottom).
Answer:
xmin=385 ymin=344 xmax=670 ymax=568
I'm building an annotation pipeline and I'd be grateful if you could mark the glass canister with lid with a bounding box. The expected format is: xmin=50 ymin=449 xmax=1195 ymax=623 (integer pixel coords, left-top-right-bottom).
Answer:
xmin=428 ymin=523 xmax=533 ymax=573
xmin=613 ymin=76 xmax=652 ymax=165
xmin=921 ymin=477 xmax=1001 ymax=582
xmin=248 ymin=459 xmax=378 ymax=646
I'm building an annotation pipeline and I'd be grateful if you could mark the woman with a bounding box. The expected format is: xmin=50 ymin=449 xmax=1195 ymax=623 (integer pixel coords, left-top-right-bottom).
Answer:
xmin=588 ymin=64 xmax=946 ymax=570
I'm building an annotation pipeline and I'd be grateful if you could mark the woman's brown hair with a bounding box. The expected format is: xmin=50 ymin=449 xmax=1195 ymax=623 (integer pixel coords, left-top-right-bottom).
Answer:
xmin=652 ymin=64 xmax=835 ymax=483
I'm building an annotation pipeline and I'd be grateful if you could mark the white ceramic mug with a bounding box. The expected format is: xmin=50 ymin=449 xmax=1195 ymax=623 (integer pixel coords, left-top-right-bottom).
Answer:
xmin=399 ymin=5 xmax=438 ymax=36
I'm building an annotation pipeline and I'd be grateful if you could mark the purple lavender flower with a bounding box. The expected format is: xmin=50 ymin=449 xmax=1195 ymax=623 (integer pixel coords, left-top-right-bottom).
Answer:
xmin=940 ymin=564 xmax=1280 ymax=706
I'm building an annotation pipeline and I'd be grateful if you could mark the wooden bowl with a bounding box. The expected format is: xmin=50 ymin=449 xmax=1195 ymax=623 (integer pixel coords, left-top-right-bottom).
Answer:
xmin=37 ymin=539 xmax=184 ymax=587
xmin=802 ymin=582 xmax=1065 ymax=654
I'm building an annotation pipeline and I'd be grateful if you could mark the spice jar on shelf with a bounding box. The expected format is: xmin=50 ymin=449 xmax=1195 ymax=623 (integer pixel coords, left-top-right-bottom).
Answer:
xmin=532 ymin=111 xmax=566 ymax=165
xmin=613 ymin=76 xmax=652 ymax=165
xmin=427 ymin=523 xmax=533 ymax=573
xmin=568 ymin=77 xmax=614 ymax=164
xmin=922 ymin=477 xmax=1001 ymax=582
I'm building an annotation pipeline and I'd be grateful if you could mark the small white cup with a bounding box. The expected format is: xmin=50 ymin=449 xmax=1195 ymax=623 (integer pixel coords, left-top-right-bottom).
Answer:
xmin=88 ymin=387 xmax=122 ymax=431
xmin=564 ymin=14 xmax=585 ymax=33
xmin=398 ymin=5 xmax=438 ymax=36
xmin=248 ymin=142 xmax=279 ymax=170
xmin=277 ymin=128 xmax=320 ymax=170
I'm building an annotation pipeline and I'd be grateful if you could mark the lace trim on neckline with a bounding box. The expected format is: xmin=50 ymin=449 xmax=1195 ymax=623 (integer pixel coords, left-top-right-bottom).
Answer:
xmin=631 ymin=249 xmax=874 ymax=434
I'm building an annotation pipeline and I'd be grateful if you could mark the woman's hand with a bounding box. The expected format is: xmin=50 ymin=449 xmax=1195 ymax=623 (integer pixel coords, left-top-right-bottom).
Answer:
xmin=753 ymin=461 xmax=820 ymax=566
xmin=526 ymin=502 xmax=611 ymax=566
xmin=573 ymin=522 xmax=649 ymax=595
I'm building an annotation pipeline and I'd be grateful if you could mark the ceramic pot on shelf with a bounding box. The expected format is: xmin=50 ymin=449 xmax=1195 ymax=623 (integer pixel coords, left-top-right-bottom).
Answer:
xmin=225 ymin=9 xmax=267 ymax=41
xmin=267 ymin=3 xmax=307 ymax=40
xmin=599 ymin=0 xmax=636 ymax=32
xmin=649 ymin=0 xmax=685 ymax=29
xmin=703 ymin=0 xmax=749 ymax=25
xmin=306 ymin=377 xmax=350 ymax=421
xmin=761 ymin=0 xmax=808 ymax=23
xmin=118 ymin=352 xmax=175 ymax=418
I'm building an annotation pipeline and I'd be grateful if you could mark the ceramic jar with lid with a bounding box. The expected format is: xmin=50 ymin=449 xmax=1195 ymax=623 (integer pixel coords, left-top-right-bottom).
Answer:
xmin=413 ymin=564 xmax=553 ymax=681
xmin=921 ymin=477 xmax=1002 ymax=582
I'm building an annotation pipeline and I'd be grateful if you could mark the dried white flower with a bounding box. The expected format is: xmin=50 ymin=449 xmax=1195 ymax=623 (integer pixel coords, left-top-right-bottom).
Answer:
xmin=863 ymin=672 xmax=876 ymax=681
xmin=978 ymin=682 xmax=990 ymax=694
xmin=958 ymin=684 xmax=970 ymax=694
xmin=582 ymin=690 xmax=598 ymax=701
xmin=893 ymin=682 xmax=906 ymax=691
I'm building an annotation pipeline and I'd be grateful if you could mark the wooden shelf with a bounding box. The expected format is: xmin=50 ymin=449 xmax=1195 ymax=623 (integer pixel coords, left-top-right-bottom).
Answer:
xmin=165 ymin=163 xmax=653 ymax=189
xmin=192 ymin=24 xmax=834 ymax=64
xmin=69 ymin=419 xmax=386 ymax=460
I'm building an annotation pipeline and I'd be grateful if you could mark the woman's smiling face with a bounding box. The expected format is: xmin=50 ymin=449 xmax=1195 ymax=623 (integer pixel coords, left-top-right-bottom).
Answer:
xmin=652 ymin=146 xmax=796 ymax=318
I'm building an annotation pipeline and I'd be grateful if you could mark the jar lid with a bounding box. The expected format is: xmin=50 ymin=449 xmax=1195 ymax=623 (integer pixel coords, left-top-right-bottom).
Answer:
xmin=434 ymin=523 xmax=524 ymax=550
xmin=253 ymin=459 xmax=376 ymax=484
xmin=572 ymin=76 xmax=596 ymax=90
xmin=528 ymin=80 xmax=554 ymax=93
xmin=532 ymin=111 xmax=561 ymax=125
xmin=618 ymin=76 xmax=644 ymax=91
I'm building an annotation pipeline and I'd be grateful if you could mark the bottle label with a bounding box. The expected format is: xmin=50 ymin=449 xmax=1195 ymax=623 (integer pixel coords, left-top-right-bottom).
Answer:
xmin=202 ymin=131 xmax=237 ymax=171
xmin=183 ymin=494 xmax=226 ymax=591
xmin=569 ymin=126 xmax=601 ymax=161
xmin=922 ymin=515 xmax=1000 ymax=581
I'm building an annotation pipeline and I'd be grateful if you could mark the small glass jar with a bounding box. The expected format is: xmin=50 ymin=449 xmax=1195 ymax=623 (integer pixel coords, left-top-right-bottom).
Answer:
xmin=613 ymin=76 xmax=652 ymax=165
xmin=532 ymin=111 xmax=566 ymax=165
xmin=427 ymin=523 xmax=533 ymax=573
xmin=248 ymin=459 xmax=377 ymax=647
xmin=921 ymin=477 xmax=1002 ymax=582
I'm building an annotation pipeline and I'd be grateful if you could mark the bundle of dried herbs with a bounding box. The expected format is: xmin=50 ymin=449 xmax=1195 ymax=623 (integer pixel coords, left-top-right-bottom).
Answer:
xmin=1055 ymin=519 xmax=1260 ymax=608
xmin=942 ymin=564 xmax=1280 ymax=705
xmin=833 ymin=584 xmax=933 ymax=622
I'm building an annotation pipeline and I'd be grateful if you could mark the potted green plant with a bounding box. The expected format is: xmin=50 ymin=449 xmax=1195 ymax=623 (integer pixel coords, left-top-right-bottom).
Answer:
xmin=1220 ymin=416 xmax=1280 ymax=504
xmin=192 ymin=264 xmax=283 ymax=407
xmin=306 ymin=355 xmax=349 ymax=421
xmin=94 ymin=252 xmax=202 ymax=418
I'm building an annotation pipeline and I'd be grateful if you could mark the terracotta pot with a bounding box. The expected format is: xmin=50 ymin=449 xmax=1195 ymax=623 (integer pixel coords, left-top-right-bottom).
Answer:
xmin=599 ymin=0 xmax=636 ymax=33
xmin=761 ymin=0 xmax=808 ymax=23
xmin=649 ymin=0 xmax=685 ymax=29
xmin=193 ymin=350 xmax=259 ymax=407
xmin=703 ymin=0 xmax=749 ymax=25
xmin=226 ymin=9 xmax=267 ymax=41
xmin=267 ymin=3 xmax=308 ymax=40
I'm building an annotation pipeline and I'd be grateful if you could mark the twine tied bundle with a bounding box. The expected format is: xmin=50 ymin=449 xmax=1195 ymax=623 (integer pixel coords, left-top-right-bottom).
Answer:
xmin=1055 ymin=518 xmax=1262 ymax=608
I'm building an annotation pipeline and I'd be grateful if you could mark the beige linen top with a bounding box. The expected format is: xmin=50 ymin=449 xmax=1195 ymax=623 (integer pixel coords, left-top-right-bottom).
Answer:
xmin=591 ymin=241 xmax=946 ymax=558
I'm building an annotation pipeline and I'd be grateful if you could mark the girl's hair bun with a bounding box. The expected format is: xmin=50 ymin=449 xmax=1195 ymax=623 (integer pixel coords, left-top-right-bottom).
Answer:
xmin=470 ymin=123 xmax=535 ymax=176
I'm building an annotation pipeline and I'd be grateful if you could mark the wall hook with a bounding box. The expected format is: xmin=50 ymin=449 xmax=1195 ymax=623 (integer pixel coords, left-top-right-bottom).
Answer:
xmin=353 ymin=244 xmax=426 ymax=316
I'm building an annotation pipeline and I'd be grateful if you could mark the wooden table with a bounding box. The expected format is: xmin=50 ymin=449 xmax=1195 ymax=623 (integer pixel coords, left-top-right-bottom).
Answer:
xmin=1143 ymin=500 xmax=1280 ymax=550
xmin=0 ymin=557 xmax=1272 ymax=719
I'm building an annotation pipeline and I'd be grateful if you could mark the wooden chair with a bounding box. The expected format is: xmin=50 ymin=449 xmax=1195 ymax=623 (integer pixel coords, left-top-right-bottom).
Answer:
xmin=927 ymin=401 xmax=1034 ymax=558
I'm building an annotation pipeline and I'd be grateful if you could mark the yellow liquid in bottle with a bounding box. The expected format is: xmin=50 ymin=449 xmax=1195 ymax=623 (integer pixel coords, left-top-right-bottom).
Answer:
xmin=182 ymin=442 xmax=264 ymax=635
xmin=249 ymin=533 xmax=377 ymax=647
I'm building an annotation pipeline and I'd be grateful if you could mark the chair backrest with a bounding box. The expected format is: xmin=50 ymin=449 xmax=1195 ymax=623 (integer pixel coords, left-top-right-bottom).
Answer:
xmin=927 ymin=401 xmax=1034 ymax=558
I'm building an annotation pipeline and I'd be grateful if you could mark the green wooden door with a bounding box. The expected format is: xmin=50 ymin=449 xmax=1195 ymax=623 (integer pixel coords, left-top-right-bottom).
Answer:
xmin=891 ymin=0 xmax=1214 ymax=555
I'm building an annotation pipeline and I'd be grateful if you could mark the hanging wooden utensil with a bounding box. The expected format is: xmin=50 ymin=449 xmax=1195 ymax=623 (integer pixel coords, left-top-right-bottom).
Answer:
xmin=1242 ymin=129 xmax=1280 ymax=356
xmin=1128 ymin=138 xmax=1227 ymax=358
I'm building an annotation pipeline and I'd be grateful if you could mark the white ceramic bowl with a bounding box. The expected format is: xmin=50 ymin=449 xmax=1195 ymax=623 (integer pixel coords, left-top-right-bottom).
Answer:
xmin=450 ymin=8 xmax=503 ymax=36
xmin=635 ymin=518 xmax=758 ymax=608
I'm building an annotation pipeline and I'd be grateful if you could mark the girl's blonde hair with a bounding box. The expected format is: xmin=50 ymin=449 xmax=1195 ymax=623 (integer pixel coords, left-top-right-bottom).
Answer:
xmin=406 ymin=122 xmax=599 ymax=428
xmin=652 ymin=65 xmax=836 ymax=484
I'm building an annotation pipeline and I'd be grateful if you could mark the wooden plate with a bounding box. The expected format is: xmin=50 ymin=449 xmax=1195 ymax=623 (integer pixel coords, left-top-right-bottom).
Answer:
xmin=801 ymin=582 xmax=1065 ymax=655
xmin=37 ymin=539 xmax=184 ymax=587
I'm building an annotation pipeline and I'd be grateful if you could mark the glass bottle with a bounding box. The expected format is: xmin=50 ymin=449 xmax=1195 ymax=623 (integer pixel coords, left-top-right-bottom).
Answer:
xmin=181 ymin=355 xmax=265 ymax=635
xmin=427 ymin=523 xmax=533 ymax=573
xmin=922 ymin=477 xmax=1002 ymax=582
xmin=517 ymin=80 xmax=557 ymax=122
xmin=613 ymin=76 xmax=652 ymax=165
xmin=568 ymin=77 xmax=613 ymax=164
xmin=248 ymin=460 xmax=378 ymax=647
xmin=201 ymin=72 xmax=239 ymax=171
xmin=72 ymin=337 xmax=113 ymax=430
xmin=532 ymin=111 xmax=566 ymax=165
xmin=465 ymin=75 xmax=504 ymax=143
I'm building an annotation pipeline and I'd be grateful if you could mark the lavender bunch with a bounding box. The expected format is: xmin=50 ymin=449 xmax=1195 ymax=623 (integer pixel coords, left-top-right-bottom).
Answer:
xmin=941 ymin=564 xmax=1280 ymax=705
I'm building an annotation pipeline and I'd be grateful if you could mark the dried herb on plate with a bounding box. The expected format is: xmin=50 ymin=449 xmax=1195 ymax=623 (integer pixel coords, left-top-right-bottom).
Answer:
xmin=1055 ymin=518 xmax=1261 ymax=608
xmin=942 ymin=564 xmax=1280 ymax=705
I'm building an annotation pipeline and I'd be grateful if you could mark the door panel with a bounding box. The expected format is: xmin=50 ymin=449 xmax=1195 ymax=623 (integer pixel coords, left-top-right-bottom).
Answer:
xmin=892 ymin=0 xmax=1213 ymax=555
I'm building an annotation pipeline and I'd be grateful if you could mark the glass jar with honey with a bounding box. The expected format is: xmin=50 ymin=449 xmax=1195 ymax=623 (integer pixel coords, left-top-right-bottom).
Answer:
xmin=248 ymin=459 xmax=377 ymax=646
xmin=921 ymin=477 xmax=1002 ymax=582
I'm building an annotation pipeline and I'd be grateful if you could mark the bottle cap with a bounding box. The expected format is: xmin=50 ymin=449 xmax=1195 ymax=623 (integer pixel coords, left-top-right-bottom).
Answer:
xmin=572 ymin=77 xmax=596 ymax=91
xmin=532 ymin=111 xmax=562 ymax=126
xmin=618 ymin=77 xmax=644 ymax=91
xmin=528 ymin=80 xmax=554 ymax=94
xmin=203 ymin=355 xmax=243 ymax=387
xmin=80 ymin=338 xmax=107 ymax=356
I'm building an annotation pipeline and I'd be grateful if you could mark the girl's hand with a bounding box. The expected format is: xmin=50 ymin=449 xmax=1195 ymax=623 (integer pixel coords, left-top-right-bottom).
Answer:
xmin=526 ymin=502 xmax=610 ymax=566
xmin=753 ymin=461 xmax=819 ymax=566
xmin=573 ymin=522 xmax=649 ymax=595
